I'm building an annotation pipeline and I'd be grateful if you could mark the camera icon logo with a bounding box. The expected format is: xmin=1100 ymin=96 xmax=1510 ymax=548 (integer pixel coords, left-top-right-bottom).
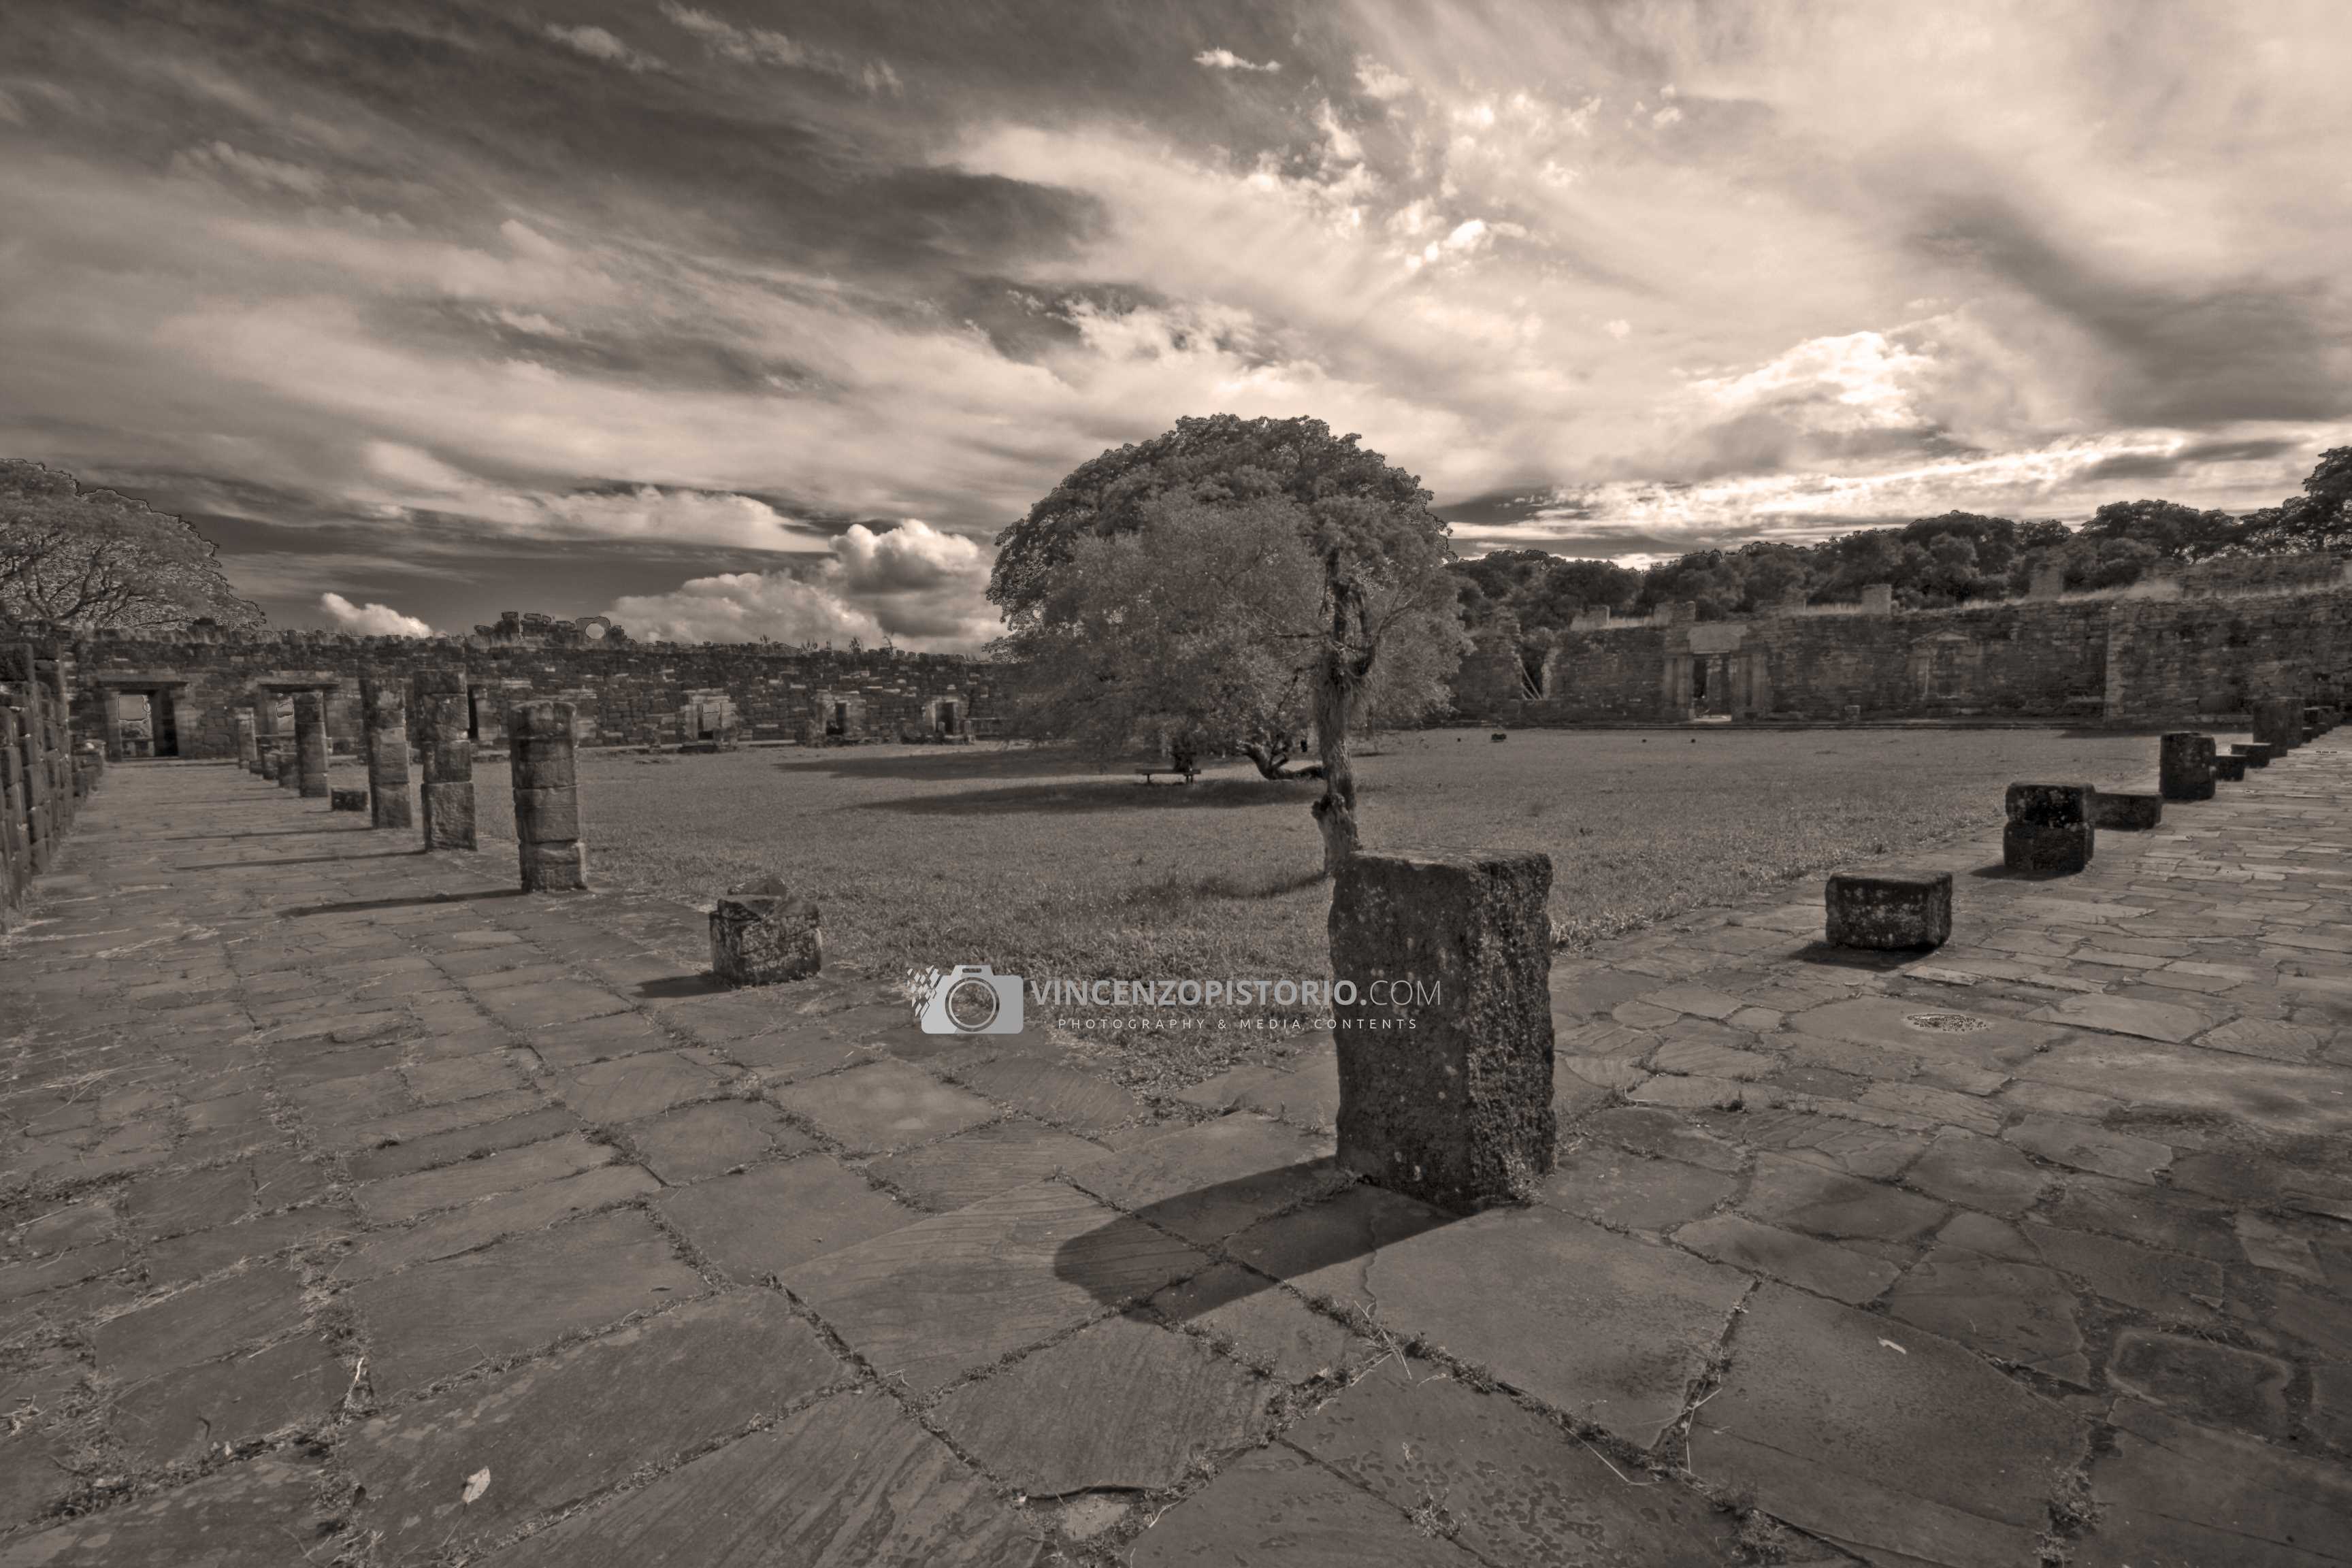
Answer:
xmin=917 ymin=964 xmax=1026 ymax=1035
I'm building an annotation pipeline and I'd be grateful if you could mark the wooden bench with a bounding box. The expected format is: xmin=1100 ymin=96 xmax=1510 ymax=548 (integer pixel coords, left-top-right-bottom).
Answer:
xmin=1137 ymin=768 xmax=1198 ymax=785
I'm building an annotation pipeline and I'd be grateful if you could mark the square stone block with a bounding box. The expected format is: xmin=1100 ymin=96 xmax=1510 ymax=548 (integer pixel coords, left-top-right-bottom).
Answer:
xmin=1825 ymin=870 xmax=1950 ymax=951
xmin=329 ymin=788 xmax=368 ymax=812
xmin=2212 ymin=753 xmax=2245 ymax=782
xmin=512 ymin=787 xmax=579 ymax=843
xmin=519 ymin=840 xmax=587 ymax=894
xmin=1328 ymin=849 xmax=1556 ymax=1213
xmin=2005 ymin=781 xmax=2091 ymax=826
xmin=2251 ymin=698 xmax=2302 ymax=751
xmin=2159 ymin=732 xmax=2215 ymax=802
xmin=710 ymin=878 xmax=822 ymax=985
xmin=2230 ymin=742 xmax=2271 ymax=768
xmin=2090 ymin=791 xmax=2163 ymax=831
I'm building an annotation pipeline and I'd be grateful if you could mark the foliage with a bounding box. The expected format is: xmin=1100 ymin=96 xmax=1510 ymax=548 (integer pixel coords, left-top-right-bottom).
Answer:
xmin=0 ymin=461 xmax=263 ymax=634
xmin=2241 ymin=446 xmax=2352 ymax=554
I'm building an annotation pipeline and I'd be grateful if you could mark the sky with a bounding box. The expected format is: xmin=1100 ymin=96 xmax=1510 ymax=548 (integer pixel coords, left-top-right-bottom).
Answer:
xmin=3 ymin=1 xmax=2349 ymax=648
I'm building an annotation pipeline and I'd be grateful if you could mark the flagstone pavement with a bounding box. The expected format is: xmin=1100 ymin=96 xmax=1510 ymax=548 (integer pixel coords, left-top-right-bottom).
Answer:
xmin=2 ymin=741 xmax=2351 ymax=1566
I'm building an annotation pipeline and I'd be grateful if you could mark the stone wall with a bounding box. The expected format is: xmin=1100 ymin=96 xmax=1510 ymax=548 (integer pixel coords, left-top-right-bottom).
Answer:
xmin=3 ymin=643 xmax=91 ymax=926
xmin=1467 ymin=565 xmax=2351 ymax=726
xmin=47 ymin=632 xmax=1009 ymax=762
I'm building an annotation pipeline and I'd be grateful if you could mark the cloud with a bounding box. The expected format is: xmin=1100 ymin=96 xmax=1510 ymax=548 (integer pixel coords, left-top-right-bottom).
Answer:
xmin=1194 ymin=48 xmax=1280 ymax=74
xmin=607 ymin=570 xmax=884 ymax=647
xmin=657 ymin=1 xmax=898 ymax=91
xmin=167 ymin=140 xmax=329 ymax=199
xmin=319 ymin=591 xmax=433 ymax=636
xmin=542 ymin=24 xmax=666 ymax=74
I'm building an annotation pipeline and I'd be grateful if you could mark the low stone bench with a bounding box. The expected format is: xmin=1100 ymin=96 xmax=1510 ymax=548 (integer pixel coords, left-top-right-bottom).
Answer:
xmin=2214 ymin=753 xmax=2247 ymax=782
xmin=2004 ymin=783 xmax=2093 ymax=876
xmin=1825 ymin=870 xmax=1950 ymax=950
xmin=2159 ymin=732 xmax=2216 ymax=802
xmin=2232 ymin=743 xmax=2272 ymax=768
xmin=711 ymin=877 xmax=823 ymax=985
xmin=1329 ymin=848 xmax=1555 ymax=1213
xmin=2090 ymin=791 xmax=2162 ymax=830
xmin=329 ymin=789 xmax=368 ymax=812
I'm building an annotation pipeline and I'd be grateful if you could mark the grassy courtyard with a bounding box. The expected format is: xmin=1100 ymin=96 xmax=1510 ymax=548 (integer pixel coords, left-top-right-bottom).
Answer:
xmin=461 ymin=726 xmax=2161 ymax=1080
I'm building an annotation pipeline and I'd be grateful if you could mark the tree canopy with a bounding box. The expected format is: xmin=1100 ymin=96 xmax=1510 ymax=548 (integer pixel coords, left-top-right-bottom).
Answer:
xmin=1 ymin=461 xmax=263 ymax=635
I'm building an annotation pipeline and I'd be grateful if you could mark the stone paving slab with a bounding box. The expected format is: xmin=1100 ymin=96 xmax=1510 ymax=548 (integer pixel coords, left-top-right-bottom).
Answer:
xmin=5 ymin=745 xmax=2352 ymax=1564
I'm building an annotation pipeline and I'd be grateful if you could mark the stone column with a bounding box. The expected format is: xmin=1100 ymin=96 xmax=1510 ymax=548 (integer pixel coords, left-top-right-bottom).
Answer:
xmin=1328 ymin=849 xmax=1556 ymax=1213
xmin=359 ymin=675 xmax=413 ymax=830
xmin=250 ymin=695 xmax=278 ymax=776
xmin=508 ymin=700 xmax=585 ymax=891
xmin=2251 ymin=698 xmax=2302 ymax=753
xmin=413 ymin=670 xmax=476 ymax=850
xmin=2159 ymin=732 xmax=2216 ymax=802
xmin=293 ymin=690 xmax=331 ymax=798
xmin=99 ymin=689 xmax=126 ymax=762
xmin=235 ymin=711 xmax=259 ymax=774
xmin=276 ymin=751 xmax=297 ymax=789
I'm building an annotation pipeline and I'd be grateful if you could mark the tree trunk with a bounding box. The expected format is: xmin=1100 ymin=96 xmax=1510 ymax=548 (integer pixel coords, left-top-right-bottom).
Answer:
xmin=1311 ymin=650 xmax=1360 ymax=877
xmin=1239 ymin=737 xmax=1324 ymax=781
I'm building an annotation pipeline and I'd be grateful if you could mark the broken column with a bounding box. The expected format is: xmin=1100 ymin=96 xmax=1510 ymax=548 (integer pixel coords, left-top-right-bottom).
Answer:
xmin=1825 ymin=870 xmax=1950 ymax=950
xmin=293 ymin=690 xmax=331 ymax=798
xmin=508 ymin=700 xmax=585 ymax=892
xmin=412 ymin=670 xmax=476 ymax=851
xmin=1328 ymin=849 xmax=1556 ymax=1213
xmin=2252 ymin=699 xmax=2302 ymax=754
xmin=710 ymin=876 xmax=823 ymax=984
xmin=2214 ymin=753 xmax=2247 ymax=782
xmin=234 ymin=711 xmax=258 ymax=774
xmin=359 ymin=674 xmax=413 ymax=830
xmin=2004 ymin=783 xmax=2094 ymax=876
xmin=2158 ymin=732 xmax=2215 ymax=802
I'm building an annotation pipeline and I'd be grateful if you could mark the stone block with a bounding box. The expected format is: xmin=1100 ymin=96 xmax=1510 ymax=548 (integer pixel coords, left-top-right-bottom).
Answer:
xmin=1824 ymin=870 xmax=1950 ymax=950
xmin=513 ymin=786 xmax=580 ymax=843
xmin=422 ymin=781 xmax=476 ymax=850
xmin=2158 ymin=732 xmax=2215 ymax=802
xmin=275 ymin=752 xmax=297 ymax=789
xmin=710 ymin=877 xmax=823 ymax=985
xmin=519 ymin=839 xmax=587 ymax=893
xmin=2213 ymin=753 xmax=2246 ymax=781
xmin=361 ymin=672 xmax=413 ymax=830
xmin=1328 ymin=849 xmax=1556 ymax=1213
xmin=2004 ymin=782 xmax=2093 ymax=876
xmin=329 ymin=788 xmax=368 ymax=811
xmin=293 ymin=689 xmax=331 ymax=798
xmin=2251 ymin=698 xmax=2302 ymax=752
xmin=2090 ymin=791 xmax=2163 ymax=830
xmin=2230 ymin=742 xmax=2271 ymax=768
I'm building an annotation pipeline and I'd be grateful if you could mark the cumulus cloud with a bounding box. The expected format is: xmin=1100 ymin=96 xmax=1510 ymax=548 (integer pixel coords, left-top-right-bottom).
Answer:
xmin=543 ymin=24 xmax=665 ymax=74
xmin=320 ymin=591 xmax=433 ymax=636
xmin=1194 ymin=48 xmax=1279 ymax=74
xmin=608 ymin=570 xmax=885 ymax=647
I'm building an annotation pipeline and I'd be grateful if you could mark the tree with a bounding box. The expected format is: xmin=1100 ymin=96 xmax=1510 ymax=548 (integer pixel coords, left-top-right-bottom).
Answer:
xmin=2079 ymin=499 xmax=2244 ymax=561
xmin=1 ymin=461 xmax=263 ymax=634
xmin=2242 ymin=447 xmax=2352 ymax=555
xmin=992 ymin=415 xmax=1463 ymax=875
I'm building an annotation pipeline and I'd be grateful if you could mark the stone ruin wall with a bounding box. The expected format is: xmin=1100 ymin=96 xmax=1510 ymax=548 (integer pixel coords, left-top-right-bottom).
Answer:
xmin=47 ymin=631 xmax=1011 ymax=762
xmin=1456 ymin=563 xmax=2352 ymax=726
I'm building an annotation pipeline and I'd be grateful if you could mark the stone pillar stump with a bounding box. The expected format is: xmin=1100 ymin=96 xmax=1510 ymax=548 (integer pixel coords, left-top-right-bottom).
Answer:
xmin=2252 ymin=699 xmax=2302 ymax=753
xmin=1328 ymin=849 xmax=1556 ymax=1213
xmin=234 ymin=712 xmax=258 ymax=773
xmin=2159 ymin=732 xmax=2215 ymax=802
xmin=276 ymin=751 xmax=298 ymax=790
xmin=2004 ymin=783 xmax=2093 ymax=876
xmin=293 ymin=691 xmax=331 ymax=798
xmin=508 ymin=700 xmax=585 ymax=892
xmin=2214 ymin=753 xmax=2246 ymax=783
xmin=1825 ymin=871 xmax=1950 ymax=949
xmin=711 ymin=877 xmax=823 ymax=984
xmin=2232 ymin=742 xmax=2272 ymax=769
xmin=2090 ymin=791 xmax=2163 ymax=830
xmin=413 ymin=670 xmax=476 ymax=851
xmin=360 ymin=675 xmax=414 ymax=830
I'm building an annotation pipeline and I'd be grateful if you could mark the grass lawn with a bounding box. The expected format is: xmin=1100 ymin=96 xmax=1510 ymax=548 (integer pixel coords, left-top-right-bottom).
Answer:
xmin=467 ymin=726 xmax=2161 ymax=1088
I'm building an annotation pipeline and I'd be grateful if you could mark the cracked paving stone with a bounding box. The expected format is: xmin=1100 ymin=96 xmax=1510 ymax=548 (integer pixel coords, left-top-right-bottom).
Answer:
xmin=144 ymin=1207 xmax=353 ymax=1288
xmin=0 ymin=1455 xmax=324 ymax=1567
xmin=1741 ymin=1153 xmax=1948 ymax=1243
xmin=344 ymin=1107 xmax=582 ymax=1184
xmin=1147 ymin=1262 xmax=1365 ymax=1384
xmin=334 ymin=1162 xmax=659 ymax=1281
xmin=1582 ymin=1105 xmax=1746 ymax=1173
xmin=345 ymin=1294 xmax=845 ymax=1561
xmin=489 ymin=1388 xmax=1046 ymax=1567
xmin=348 ymin=1208 xmax=705 ymax=1395
xmin=112 ymin=1333 xmax=345 ymax=1467
xmin=781 ymin=1180 xmax=1205 ymax=1395
xmin=1676 ymin=1213 xmax=1901 ymax=1306
xmin=2001 ymin=1114 xmax=2172 ymax=1183
xmin=1904 ymin=1128 xmax=2051 ymax=1215
xmin=1689 ymin=1284 xmax=2082 ymax=1568
xmin=1130 ymin=1442 xmax=1484 ymax=1567
xmin=655 ymin=1157 xmax=917 ymax=1281
xmin=2023 ymin=1223 xmax=2225 ymax=1320
xmin=931 ymin=1313 xmax=1271 ymax=1494
xmin=946 ymin=1054 xmax=1148 ymax=1134
xmin=352 ymin=1132 xmax=615 ymax=1224
xmin=91 ymin=1263 xmax=309 ymax=1383
xmin=620 ymin=1098 xmax=818 ymax=1184
xmin=1289 ymin=1352 xmax=1741 ymax=1567
xmin=2027 ymin=992 xmax=2215 ymax=1043
xmin=1883 ymin=1244 xmax=2090 ymax=1387
xmin=1068 ymin=1114 xmax=1341 ymax=1245
xmin=2040 ymin=1171 xmax=2242 ymax=1260
xmin=2075 ymin=1399 xmax=2352 ymax=1567
xmin=769 ymin=1058 xmax=996 ymax=1154
xmin=2108 ymin=1328 xmax=2292 ymax=1439
xmin=551 ymin=1049 xmax=734 ymax=1126
xmin=1537 ymin=1143 xmax=1738 ymax=1233
xmin=867 ymin=1117 xmax=1107 ymax=1212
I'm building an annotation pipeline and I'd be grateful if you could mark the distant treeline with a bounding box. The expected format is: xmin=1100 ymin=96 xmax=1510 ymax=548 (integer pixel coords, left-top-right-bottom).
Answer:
xmin=1456 ymin=447 xmax=2352 ymax=632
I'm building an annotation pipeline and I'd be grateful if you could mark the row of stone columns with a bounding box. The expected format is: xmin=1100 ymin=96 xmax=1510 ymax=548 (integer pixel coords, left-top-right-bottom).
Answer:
xmin=237 ymin=671 xmax=587 ymax=894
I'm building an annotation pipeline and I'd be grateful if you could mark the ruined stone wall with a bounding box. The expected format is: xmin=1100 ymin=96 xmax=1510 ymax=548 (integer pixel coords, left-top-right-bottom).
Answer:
xmin=52 ymin=632 xmax=1009 ymax=760
xmin=1465 ymin=568 xmax=2349 ymax=725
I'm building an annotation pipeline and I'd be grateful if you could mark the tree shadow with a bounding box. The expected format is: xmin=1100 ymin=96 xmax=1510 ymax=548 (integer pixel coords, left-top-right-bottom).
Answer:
xmin=779 ymin=745 xmax=1126 ymax=783
xmin=862 ymin=777 xmax=1326 ymax=817
xmin=1788 ymin=940 xmax=1931 ymax=972
xmin=635 ymin=974 xmax=732 ymax=1000
xmin=1054 ymin=1162 xmax=1458 ymax=1318
xmin=284 ymin=889 xmax=527 ymax=917
xmin=163 ymin=827 xmax=373 ymax=842
xmin=175 ymin=851 xmax=425 ymax=870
